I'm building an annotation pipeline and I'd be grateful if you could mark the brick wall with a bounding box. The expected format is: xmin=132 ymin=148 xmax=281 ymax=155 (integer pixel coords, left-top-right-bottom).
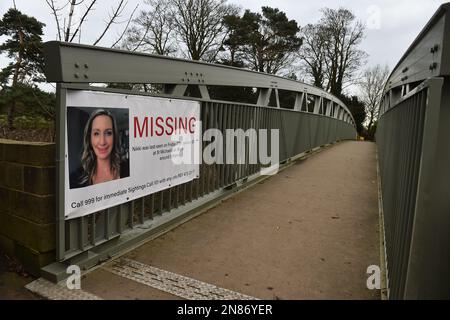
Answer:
xmin=0 ymin=139 xmax=56 ymax=276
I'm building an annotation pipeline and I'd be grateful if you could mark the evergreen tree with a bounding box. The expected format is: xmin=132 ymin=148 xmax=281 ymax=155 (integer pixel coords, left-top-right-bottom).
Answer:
xmin=223 ymin=7 xmax=302 ymax=75
xmin=338 ymin=94 xmax=366 ymax=137
xmin=0 ymin=8 xmax=45 ymax=129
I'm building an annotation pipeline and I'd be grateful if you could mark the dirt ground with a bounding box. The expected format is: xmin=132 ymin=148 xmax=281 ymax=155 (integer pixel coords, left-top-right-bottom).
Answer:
xmin=0 ymin=126 xmax=54 ymax=143
xmin=0 ymin=251 xmax=41 ymax=300
xmin=82 ymin=141 xmax=380 ymax=300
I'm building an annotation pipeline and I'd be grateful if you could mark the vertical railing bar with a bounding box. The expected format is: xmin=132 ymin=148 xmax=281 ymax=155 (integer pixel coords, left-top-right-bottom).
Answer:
xmin=174 ymin=185 xmax=179 ymax=209
xmin=140 ymin=197 xmax=145 ymax=224
xmin=55 ymin=84 xmax=66 ymax=261
xmin=189 ymin=179 xmax=193 ymax=203
xmin=217 ymin=102 xmax=224 ymax=189
xmin=212 ymin=103 xmax=220 ymax=191
xmin=117 ymin=204 xmax=123 ymax=233
xmin=67 ymin=220 xmax=74 ymax=252
xmin=212 ymin=103 xmax=219 ymax=191
xmin=159 ymin=191 xmax=164 ymax=215
xmin=268 ymin=108 xmax=272 ymax=166
xmin=259 ymin=106 xmax=264 ymax=174
xmin=245 ymin=105 xmax=250 ymax=178
xmin=221 ymin=104 xmax=227 ymax=187
xmin=263 ymin=107 xmax=268 ymax=174
xmin=129 ymin=201 xmax=134 ymax=228
xmin=252 ymin=105 xmax=257 ymax=173
xmin=279 ymin=107 xmax=286 ymax=160
xmin=236 ymin=104 xmax=242 ymax=179
xmin=79 ymin=216 xmax=85 ymax=251
xmin=240 ymin=104 xmax=245 ymax=179
xmin=230 ymin=103 xmax=235 ymax=185
xmin=185 ymin=180 xmax=189 ymax=204
xmin=205 ymin=101 xmax=211 ymax=194
xmin=246 ymin=105 xmax=251 ymax=177
xmin=179 ymin=183 xmax=184 ymax=206
xmin=201 ymin=103 xmax=207 ymax=196
xmin=268 ymin=108 xmax=272 ymax=171
xmin=167 ymin=188 xmax=172 ymax=213
xmin=195 ymin=168 xmax=200 ymax=199
xmin=228 ymin=105 xmax=236 ymax=184
xmin=265 ymin=107 xmax=270 ymax=172
xmin=224 ymin=104 xmax=232 ymax=186
xmin=186 ymin=180 xmax=191 ymax=205
xmin=105 ymin=209 xmax=111 ymax=240
xmin=224 ymin=104 xmax=230 ymax=186
xmin=196 ymin=102 xmax=201 ymax=200
xmin=259 ymin=107 xmax=264 ymax=174
xmin=232 ymin=103 xmax=237 ymax=183
xmin=266 ymin=107 xmax=271 ymax=170
xmin=149 ymin=194 xmax=154 ymax=220
xmin=207 ymin=102 xmax=213 ymax=194
xmin=254 ymin=107 xmax=260 ymax=175
xmin=239 ymin=105 xmax=244 ymax=179
xmin=252 ymin=106 xmax=258 ymax=175
xmin=200 ymin=102 xmax=205 ymax=196
xmin=194 ymin=146 xmax=200 ymax=199
xmin=207 ymin=102 xmax=213 ymax=193
xmin=205 ymin=102 xmax=210 ymax=195
xmin=91 ymin=212 xmax=96 ymax=246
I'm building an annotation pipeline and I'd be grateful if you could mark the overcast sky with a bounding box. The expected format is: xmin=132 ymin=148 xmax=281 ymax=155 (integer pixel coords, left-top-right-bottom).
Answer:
xmin=0 ymin=0 xmax=448 ymax=93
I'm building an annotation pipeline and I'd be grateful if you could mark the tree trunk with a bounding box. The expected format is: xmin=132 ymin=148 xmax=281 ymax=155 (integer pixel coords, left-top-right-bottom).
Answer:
xmin=8 ymin=28 xmax=24 ymax=130
xmin=7 ymin=100 xmax=16 ymax=130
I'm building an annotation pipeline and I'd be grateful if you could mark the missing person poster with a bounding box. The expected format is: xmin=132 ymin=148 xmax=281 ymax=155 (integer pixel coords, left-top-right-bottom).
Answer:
xmin=65 ymin=90 xmax=200 ymax=220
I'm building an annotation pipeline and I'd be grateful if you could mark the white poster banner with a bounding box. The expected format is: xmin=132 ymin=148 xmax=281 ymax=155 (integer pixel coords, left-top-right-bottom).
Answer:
xmin=65 ymin=90 xmax=200 ymax=220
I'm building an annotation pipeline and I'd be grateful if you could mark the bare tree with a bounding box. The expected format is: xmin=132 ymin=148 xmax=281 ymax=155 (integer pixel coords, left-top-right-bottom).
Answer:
xmin=44 ymin=0 xmax=67 ymax=41
xmin=298 ymin=8 xmax=367 ymax=96
xmin=123 ymin=0 xmax=177 ymax=55
xmin=110 ymin=4 xmax=139 ymax=48
xmin=169 ymin=0 xmax=239 ymax=61
xmin=45 ymin=0 xmax=135 ymax=46
xmin=321 ymin=8 xmax=367 ymax=95
xmin=298 ymin=24 xmax=327 ymax=89
xmin=69 ymin=0 xmax=97 ymax=42
xmin=64 ymin=0 xmax=76 ymax=42
xmin=93 ymin=0 xmax=127 ymax=45
xmin=359 ymin=64 xmax=390 ymax=134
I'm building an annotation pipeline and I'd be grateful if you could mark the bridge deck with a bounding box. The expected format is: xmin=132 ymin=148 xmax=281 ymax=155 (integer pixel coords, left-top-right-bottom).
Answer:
xmin=77 ymin=141 xmax=380 ymax=299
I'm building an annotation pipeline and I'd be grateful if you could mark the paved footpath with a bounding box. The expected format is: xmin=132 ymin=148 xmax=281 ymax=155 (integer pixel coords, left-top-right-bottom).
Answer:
xmin=33 ymin=141 xmax=381 ymax=300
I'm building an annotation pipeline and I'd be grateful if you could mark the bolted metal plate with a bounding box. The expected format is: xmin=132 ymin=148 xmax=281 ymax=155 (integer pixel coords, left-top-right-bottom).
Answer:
xmin=25 ymin=278 xmax=102 ymax=300
xmin=103 ymin=258 xmax=258 ymax=300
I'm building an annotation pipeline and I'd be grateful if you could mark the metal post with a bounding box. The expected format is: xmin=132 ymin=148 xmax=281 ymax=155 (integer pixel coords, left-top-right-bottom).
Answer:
xmin=55 ymin=84 xmax=66 ymax=261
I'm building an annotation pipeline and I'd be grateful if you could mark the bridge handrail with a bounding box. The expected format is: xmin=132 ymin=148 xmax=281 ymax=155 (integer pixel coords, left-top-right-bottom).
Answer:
xmin=380 ymin=2 xmax=450 ymax=116
xmin=43 ymin=41 xmax=355 ymax=127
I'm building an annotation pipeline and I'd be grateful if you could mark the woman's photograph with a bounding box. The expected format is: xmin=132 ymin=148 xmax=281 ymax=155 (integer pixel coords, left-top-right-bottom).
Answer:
xmin=68 ymin=107 xmax=130 ymax=189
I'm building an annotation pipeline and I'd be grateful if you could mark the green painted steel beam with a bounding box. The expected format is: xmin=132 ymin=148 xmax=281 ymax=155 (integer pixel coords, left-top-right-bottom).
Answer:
xmin=43 ymin=41 xmax=356 ymax=127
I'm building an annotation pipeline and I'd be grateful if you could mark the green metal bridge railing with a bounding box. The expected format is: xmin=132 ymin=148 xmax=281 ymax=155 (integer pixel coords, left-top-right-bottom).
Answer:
xmin=41 ymin=40 xmax=356 ymax=282
xmin=377 ymin=2 xmax=450 ymax=299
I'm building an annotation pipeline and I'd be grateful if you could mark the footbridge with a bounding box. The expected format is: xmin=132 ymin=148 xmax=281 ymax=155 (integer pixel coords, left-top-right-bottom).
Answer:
xmin=4 ymin=3 xmax=450 ymax=300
